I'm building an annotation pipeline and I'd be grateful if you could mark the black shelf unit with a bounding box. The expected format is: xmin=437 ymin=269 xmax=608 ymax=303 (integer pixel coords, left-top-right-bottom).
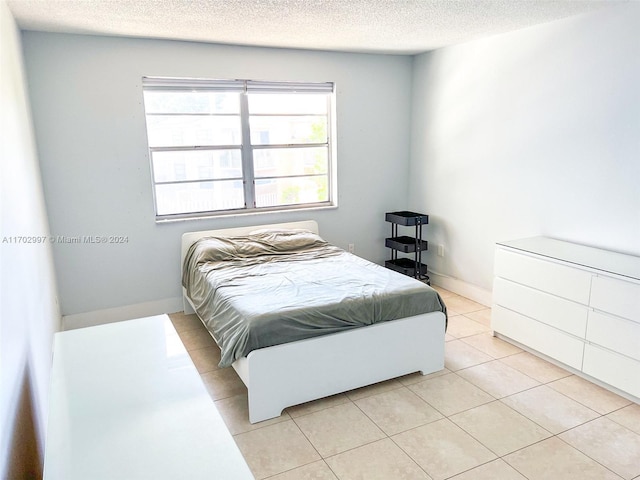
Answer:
xmin=385 ymin=211 xmax=430 ymax=283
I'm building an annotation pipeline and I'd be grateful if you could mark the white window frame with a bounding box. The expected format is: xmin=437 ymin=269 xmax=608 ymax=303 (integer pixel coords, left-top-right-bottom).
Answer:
xmin=142 ymin=77 xmax=337 ymax=221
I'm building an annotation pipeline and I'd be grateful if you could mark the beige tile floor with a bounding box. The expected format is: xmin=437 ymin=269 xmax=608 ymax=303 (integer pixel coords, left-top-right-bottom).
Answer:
xmin=169 ymin=287 xmax=640 ymax=480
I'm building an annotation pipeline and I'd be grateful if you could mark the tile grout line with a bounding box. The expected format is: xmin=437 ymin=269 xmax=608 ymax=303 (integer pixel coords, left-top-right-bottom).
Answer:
xmin=173 ymin=294 xmax=640 ymax=479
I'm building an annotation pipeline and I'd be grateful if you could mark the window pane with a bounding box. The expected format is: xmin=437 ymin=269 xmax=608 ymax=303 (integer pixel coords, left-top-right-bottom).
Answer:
xmin=152 ymin=150 xmax=242 ymax=182
xmin=143 ymin=91 xmax=240 ymax=114
xmin=253 ymin=147 xmax=327 ymax=178
xmin=248 ymin=94 xmax=327 ymax=115
xmin=255 ymin=176 xmax=328 ymax=208
xmin=155 ymin=181 xmax=244 ymax=215
xmin=142 ymin=79 xmax=335 ymax=218
xmin=146 ymin=115 xmax=241 ymax=147
xmin=250 ymin=116 xmax=327 ymax=145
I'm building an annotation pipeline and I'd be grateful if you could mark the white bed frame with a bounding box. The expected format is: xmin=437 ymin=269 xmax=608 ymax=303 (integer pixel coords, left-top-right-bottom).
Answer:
xmin=181 ymin=220 xmax=446 ymax=423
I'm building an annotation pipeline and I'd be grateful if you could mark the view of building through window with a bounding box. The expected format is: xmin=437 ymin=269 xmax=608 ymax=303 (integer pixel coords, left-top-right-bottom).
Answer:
xmin=142 ymin=78 xmax=335 ymax=219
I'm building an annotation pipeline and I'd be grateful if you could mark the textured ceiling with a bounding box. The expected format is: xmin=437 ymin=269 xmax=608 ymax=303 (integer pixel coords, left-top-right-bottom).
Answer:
xmin=7 ymin=0 xmax=625 ymax=54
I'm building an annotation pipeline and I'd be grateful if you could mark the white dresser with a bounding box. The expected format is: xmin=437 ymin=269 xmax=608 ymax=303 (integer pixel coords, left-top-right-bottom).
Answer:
xmin=44 ymin=315 xmax=254 ymax=480
xmin=492 ymin=237 xmax=640 ymax=401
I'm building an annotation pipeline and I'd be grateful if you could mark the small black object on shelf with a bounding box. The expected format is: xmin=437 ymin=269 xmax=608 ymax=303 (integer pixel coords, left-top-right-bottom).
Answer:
xmin=385 ymin=211 xmax=430 ymax=284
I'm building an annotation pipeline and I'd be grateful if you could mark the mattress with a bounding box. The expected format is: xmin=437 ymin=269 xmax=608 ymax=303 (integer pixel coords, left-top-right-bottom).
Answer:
xmin=182 ymin=229 xmax=447 ymax=367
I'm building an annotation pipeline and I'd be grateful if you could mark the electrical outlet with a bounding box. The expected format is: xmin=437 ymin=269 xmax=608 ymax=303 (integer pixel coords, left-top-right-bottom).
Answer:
xmin=348 ymin=243 xmax=355 ymax=253
xmin=437 ymin=244 xmax=445 ymax=257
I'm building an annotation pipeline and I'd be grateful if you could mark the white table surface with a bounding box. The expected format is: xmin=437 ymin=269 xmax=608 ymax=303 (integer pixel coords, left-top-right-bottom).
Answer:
xmin=44 ymin=315 xmax=254 ymax=479
xmin=497 ymin=236 xmax=640 ymax=281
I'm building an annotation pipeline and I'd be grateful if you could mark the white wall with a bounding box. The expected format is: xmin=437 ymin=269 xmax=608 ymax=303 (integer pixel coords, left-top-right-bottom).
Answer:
xmin=0 ymin=1 xmax=61 ymax=477
xmin=22 ymin=33 xmax=413 ymax=320
xmin=410 ymin=3 xmax=640 ymax=296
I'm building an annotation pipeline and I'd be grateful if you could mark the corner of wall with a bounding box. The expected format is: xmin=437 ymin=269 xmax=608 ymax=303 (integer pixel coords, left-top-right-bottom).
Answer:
xmin=429 ymin=270 xmax=493 ymax=307
xmin=1 ymin=1 xmax=62 ymax=476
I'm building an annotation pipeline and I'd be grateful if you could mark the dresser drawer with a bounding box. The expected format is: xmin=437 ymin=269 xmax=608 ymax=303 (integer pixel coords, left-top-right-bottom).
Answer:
xmin=590 ymin=276 xmax=640 ymax=322
xmin=586 ymin=310 xmax=640 ymax=361
xmin=495 ymin=248 xmax=592 ymax=304
xmin=492 ymin=305 xmax=584 ymax=370
xmin=493 ymin=277 xmax=588 ymax=338
xmin=583 ymin=344 xmax=640 ymax=399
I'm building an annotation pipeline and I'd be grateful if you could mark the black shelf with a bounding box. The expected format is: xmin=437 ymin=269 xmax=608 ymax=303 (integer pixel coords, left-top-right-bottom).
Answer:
xmin=385 ymin=210 xmax=430 ymax=283
xmin=385 ymin=258 xmax=428 ymax=277
xmin=385 ymin=211 xmax=429 ymax=227
xmin=385 ymin=236 xmax=428 ymax=253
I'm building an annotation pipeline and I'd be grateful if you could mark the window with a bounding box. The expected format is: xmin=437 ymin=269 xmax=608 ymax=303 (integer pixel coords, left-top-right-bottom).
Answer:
xmin=142 ymin=77 xmax=336 ymax=220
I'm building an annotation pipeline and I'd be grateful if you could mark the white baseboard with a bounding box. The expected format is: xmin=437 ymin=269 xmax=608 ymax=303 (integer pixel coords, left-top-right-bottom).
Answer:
xmin=428 ymin=270 xmax=492 ymax=307
xmin=63 ymin=296 xmax=183 ymax=331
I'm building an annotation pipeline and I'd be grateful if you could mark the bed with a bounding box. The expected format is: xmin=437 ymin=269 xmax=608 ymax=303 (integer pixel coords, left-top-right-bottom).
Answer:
xmin=181 ymin=220 xmax=447 ymax=423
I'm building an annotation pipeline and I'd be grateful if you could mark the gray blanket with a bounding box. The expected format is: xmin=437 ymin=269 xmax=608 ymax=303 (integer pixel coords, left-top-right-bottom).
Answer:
xmin=183 ymin=229 xmax=447 ymax=367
